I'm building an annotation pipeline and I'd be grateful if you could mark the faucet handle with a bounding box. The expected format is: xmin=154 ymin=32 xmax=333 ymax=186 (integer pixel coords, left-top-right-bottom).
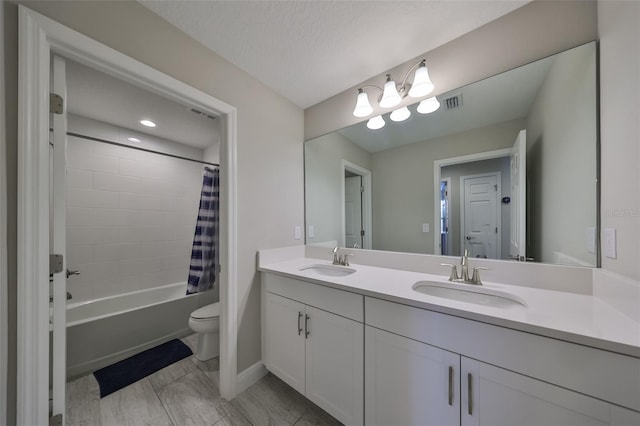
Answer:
xmin=343 ymin=253 xmax=354 ymax=267
xmin=471 ymin=266 xmax=489 ymax=285
xmin=440 ymin=263 xmax=459 ymax=281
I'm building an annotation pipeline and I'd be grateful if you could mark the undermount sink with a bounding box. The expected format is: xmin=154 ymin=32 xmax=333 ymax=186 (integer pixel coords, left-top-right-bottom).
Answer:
xmin=299 ymin=264 xmax=356 ymax=277
xmin=412 ymin=281 xmax=526 ymax=309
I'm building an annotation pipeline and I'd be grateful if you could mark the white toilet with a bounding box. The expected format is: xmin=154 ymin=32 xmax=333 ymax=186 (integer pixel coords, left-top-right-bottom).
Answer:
xmin=188 ymin=302 xmax=220 ymax=361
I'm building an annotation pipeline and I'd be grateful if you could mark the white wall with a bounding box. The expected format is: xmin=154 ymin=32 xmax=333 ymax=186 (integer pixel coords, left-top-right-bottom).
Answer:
xmin=441 ymin=157 xmax=511 ymax=259
xmin=66 ymin=116 xmax=205 ymax=303
xmin=371 ymin=119 xmax=524 ymax=254
xmin=598 ymin=0 xmax=640 ymax=281
xmin=526 ymin=43 xmax=597 ymax=266
xmin=305 ymin=131 xmax=371 ymax=246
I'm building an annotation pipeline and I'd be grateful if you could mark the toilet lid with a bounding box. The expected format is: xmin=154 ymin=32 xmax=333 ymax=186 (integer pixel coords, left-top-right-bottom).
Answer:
xmin=191 ymin=303 xmax=220 ymax=319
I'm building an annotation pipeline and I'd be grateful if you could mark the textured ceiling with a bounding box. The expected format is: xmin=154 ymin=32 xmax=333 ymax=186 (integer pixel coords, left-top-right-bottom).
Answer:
xmin=139 ymin=0 xmax=529 ymax=109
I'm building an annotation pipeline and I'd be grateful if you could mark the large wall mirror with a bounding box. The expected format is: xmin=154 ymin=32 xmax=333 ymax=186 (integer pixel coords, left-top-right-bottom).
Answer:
xmin=305 ymin=41 xmax=598 ymax=267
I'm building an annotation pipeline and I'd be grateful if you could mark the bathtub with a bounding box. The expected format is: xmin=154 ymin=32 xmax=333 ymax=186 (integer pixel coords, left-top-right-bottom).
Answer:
xmin=63 ymin=282 xmax=216 ymax=379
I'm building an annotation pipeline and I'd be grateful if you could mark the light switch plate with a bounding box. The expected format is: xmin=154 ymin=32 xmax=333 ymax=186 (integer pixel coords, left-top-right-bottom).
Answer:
xmin=604 ymin=228 xmax=617 ymax=259
xmin=308 ymin=225 xmax=315 ymax=239
xmin=586 ymin=227 xmax=596 ymax=254
xmin=294 ymin=225 xmax=301 ymax=240
xmin=422 ymin=223 xmax=430 ymax=233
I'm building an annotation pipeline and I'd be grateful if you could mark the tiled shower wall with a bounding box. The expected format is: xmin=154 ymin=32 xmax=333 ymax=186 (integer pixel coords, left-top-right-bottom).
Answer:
xmin=65 ymin=126 xmax=205 ymax=303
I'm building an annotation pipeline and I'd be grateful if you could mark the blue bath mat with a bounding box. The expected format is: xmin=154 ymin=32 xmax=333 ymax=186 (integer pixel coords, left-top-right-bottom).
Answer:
xmin=93 ymin=339 xmax=192 ymax=398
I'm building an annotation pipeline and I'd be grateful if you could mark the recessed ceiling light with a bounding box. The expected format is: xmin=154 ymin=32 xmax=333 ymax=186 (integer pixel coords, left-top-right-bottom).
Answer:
xmin=127 ymin=137 xmax=141 ymax=143
xmin=139 ymin=119 xmax=156 ymax=128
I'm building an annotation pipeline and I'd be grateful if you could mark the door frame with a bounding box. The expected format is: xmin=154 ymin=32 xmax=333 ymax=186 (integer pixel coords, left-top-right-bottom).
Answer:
xmin=17 ymin=6 xmax=239 ymax=424
xmin=341 ymin=160 xmax=372 ymax=249
xmin=439 ymin=177 xmax=451 ymax=256
xmin=459 ymin=172 xmax=502 ymax=259
xmin=0 ymin=3 xmax=7 ymax=422
xmin=433 ymin=148 xmax=510 ymax=254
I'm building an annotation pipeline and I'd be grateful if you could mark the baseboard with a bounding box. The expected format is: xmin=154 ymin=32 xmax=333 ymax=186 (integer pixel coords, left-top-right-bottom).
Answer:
xmin=236 ymin=361 xmax=268 ymax=394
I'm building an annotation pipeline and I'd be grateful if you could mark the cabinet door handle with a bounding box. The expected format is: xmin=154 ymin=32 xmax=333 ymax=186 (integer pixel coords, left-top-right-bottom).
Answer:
xmin=297 ymin=312 xmax=303 ymax=336
xmin=448 ymin=366 xmax=454 ymax=406
xmin=305 ymin=314 xmax=310 ymax=338
xmin=467 ymin=373 xmax=473 ymax=415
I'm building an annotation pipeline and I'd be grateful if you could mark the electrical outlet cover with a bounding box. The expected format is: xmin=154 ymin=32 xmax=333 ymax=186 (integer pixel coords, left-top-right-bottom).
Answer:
xmin=604 ymin=228 xmax=617 ymax=259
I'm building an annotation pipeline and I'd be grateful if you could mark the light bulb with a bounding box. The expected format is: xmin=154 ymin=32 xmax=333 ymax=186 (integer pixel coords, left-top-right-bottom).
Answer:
xmin=390 ymin=106 xmax=411 ymax=122
xmin=379 ymin=75 xmax=402 ymax=108
xmin=417 ymin=96 xmax=440 ymax=114
xmin=127 ymin=137 xmax=141 ymax=143
xmin=140 ymin=119 xmax=156 ymax=128
xmin=408 ymin=61 xmax=435 ymax=98
xmin=367 ymin=115 xmax=385 ymax=130
xmin=352 ymin=89 xmax=373 ymax=118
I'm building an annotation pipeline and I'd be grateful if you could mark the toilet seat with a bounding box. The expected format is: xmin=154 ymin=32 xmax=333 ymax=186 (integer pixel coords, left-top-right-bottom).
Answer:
xmin=190 ymin=302 xmax=220 ymax=320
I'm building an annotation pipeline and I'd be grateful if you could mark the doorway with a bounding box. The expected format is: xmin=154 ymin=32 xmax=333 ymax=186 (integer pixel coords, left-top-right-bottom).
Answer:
xmin=341 ymin=160 xmax=372 ymax=249
xmin=18 ymin=7 xmax=238 ymax=423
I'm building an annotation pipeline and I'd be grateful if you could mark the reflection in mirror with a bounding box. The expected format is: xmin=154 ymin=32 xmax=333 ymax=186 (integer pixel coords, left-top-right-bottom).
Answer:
xmin=305 ymin=42 xmax=598 ymax=267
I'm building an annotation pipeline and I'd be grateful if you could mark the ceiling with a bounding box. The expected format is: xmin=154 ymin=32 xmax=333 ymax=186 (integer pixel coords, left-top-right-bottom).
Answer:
xmin=139 ymin=0 xmax=530 ymax=109
xmin=66 ymin=59 xmax=219 ymax=149
xmin=337 ymin=53 xmax=554 ymax=153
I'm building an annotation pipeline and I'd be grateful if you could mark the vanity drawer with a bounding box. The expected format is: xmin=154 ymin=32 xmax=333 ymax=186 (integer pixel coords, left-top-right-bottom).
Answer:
xmin=263 ymin=273 xmax=363 ymax=322
xmin=365 ymin=296 xmax=640 ymax=411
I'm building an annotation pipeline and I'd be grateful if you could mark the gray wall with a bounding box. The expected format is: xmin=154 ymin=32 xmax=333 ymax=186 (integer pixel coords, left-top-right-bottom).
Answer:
xmin=305 ymin=132 xmax=371 ymax=247
xmin=3 ymin=1 xmax=304 ymax=423
xmin=526 ymin=43 xmax=597 ymax=266
xmin=441 ymin=157 xmax=512 ymax=259
xmin=598 ymin=1 xmax=640 ymax=281
xmin=370 ymin=119 xmax=524 ymax=254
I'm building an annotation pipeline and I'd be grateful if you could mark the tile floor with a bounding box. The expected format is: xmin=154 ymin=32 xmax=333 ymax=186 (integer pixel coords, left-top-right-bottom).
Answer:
xmin=66 ymin=334 xmax=343 ymax=426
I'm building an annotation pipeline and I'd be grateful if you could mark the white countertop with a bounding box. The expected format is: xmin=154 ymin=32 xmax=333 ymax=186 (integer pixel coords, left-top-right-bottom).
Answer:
xmin=259 ymin=257 xmax=640 ymax=358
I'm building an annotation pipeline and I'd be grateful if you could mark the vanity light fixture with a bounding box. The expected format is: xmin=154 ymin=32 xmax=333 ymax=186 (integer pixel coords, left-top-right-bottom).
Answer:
xmin=127 ymin=137 xmax=141 ymax=143
xmin=417 ymin=96 xmax=441 ymax=114
xmin=390 ymin=106 xmax=411 ymax=122
xmin=139 ymin=119 xmax=156 ymax=128
xmin=367 ymin=115 xmax=385 ymax=130
xmin=352 ymin=59 xmax=435 ymax=118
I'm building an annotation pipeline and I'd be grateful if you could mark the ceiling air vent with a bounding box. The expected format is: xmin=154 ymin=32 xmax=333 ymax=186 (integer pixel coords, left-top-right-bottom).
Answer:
xmin=443 ymin=93 xmax=462 ymax=110
xmin=189 ymin=107 xmax=216 ymax=120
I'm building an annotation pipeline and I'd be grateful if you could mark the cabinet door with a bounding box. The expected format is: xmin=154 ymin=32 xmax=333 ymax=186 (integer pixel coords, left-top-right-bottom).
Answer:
xmin=462 ymin=357 xmax=616 ymax=426
xmin=264 ymin=292 xmax=306 ymax=394
xmin=365 ymin=326 xmax=460 ymax=426
xmin=305 ymin=306 xmax=364 ymax=426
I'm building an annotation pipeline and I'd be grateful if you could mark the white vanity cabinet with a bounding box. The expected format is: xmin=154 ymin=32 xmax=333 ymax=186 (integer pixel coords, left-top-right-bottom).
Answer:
xmin=262 ymin=273 xmax=364 ymax=426
xmin=365 ymin=326 xmax=460 ymax=426
xmin=365 ymin=296 xmax=640 ymax=426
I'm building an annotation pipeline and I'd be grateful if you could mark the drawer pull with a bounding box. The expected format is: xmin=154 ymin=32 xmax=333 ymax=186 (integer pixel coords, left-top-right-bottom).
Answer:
xmin=297 ymin=312 xmax=303 ymax=336
xmin=448 ymin=366 xmax=454 ymax=406
xmin=305 ymin=314 xmax=310 ymax=338
xmin=468 ymin=373 xmax=473 ymax=415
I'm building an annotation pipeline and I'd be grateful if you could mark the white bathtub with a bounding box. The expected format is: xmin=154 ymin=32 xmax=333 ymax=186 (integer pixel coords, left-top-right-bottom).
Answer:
xmin=63 ymin=282 xmax=216 ymax=379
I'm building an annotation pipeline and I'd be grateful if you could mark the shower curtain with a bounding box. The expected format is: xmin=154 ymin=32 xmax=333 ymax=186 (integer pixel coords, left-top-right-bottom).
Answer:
xmin=186 ymin=167 xmax=219 ymax=294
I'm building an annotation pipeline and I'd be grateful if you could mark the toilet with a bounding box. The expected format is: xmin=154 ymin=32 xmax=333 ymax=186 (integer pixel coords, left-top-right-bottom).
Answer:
xmin=188 ymin=302 xmax=220 ymax=361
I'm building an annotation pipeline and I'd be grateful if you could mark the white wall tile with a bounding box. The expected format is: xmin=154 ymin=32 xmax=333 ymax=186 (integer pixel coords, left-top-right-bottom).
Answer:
xmin=66 ymin=168 xmax=93 ymax=189
xmin=66 ymin=134 xmax=206 ymax=303
xmin=67 ymin=188 xmax=119 ymax=209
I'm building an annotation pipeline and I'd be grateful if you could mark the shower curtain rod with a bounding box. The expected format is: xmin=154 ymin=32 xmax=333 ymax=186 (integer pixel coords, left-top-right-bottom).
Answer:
xmin=66 ymin=131 xmax=220 ymax=167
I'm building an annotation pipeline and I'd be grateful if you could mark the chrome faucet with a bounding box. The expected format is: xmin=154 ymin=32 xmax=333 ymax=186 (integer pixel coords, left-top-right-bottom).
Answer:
xmin=440 ymin=249 xmax=488 ymax=285
xmin=330 ymin=247 xmax=354 ymax=266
